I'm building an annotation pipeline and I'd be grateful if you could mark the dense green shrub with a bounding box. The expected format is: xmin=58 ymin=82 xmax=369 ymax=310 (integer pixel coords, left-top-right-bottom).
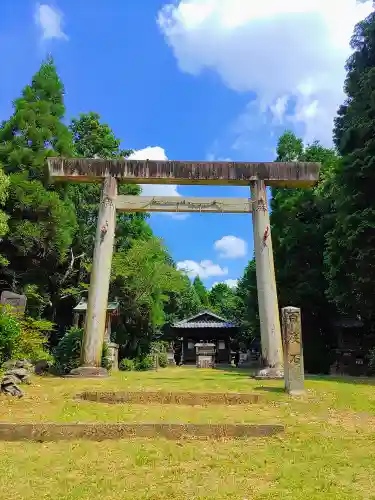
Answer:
xmin=150 ymin=340 xmax=168 ymax=368
xmin=15 ymin=317 xmax=53 ymax=362
xmin=119 ymin=358 xmax=135 ymax=371
xmin=0 ymin=309 xmax=21 ymax=364
xmin=367 ymin=347 xmax=375 ymax=375
xmin=135 ymin=354 xmax=155 ymax=371
xmin=158 ymin=351 xmax=168 ymax=368
xmin=54 ymin=327 xmax=110 ymax=374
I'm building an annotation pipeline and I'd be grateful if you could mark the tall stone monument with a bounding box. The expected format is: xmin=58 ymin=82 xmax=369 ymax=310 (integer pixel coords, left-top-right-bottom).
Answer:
xmin=281 ymin=307 xmax=305 ymax=395
xmin=0 ymin=291 xmax=27 ymax=318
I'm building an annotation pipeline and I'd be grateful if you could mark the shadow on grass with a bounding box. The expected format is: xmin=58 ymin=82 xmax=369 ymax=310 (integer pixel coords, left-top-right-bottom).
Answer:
xmin=213 ymin=366 xmax=255 ymax=377
xmin=305 ymin=374 xmax=375 ymax=386
xmin=253 ymin=386 xmax=285 ymax=394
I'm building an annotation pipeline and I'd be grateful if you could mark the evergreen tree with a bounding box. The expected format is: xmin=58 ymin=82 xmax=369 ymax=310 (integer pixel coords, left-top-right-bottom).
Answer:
xmin=235 ymin=259 xmax=259 ymax=346
xmin=0 ymin=58 xmax=76 ymax=308
xmin=164 ymin=274 xmax=202 ymax=324
xmin=0 ymin=166 xmax=9 ymax=265
xmin=193 ymin=276 xmax=209 ymax=307
xmin=209 ymin=283 xmax=237 ymax=320
xmin=271 ymin=132 xmax=339 ymax=372
xmin=326 ymin=11 xmax=375 ymax=327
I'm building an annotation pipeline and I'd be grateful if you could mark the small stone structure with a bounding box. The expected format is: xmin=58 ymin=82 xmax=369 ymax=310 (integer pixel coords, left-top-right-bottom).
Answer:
xmin=0 ymin=291 xmax=27 ymax=318
xmin=167 ymin=344 xmax=176 ymax=365
xmin=1 ymin=360 xmax=32 ymax=397
xmin=195 ymin=342 xmax=216 ymax=368
xmin=281 ymin=307 xmax=305 ymax=395
xmin=106 ymin=342 xmax=119 ymax=372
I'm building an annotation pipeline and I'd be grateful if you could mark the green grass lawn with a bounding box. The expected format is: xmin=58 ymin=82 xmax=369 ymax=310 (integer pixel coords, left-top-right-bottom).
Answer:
xmin=1 ymin=367 xmax=375 ymax=499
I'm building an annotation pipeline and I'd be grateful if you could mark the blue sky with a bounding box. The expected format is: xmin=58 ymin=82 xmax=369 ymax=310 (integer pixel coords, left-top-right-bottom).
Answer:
xmin=0 ymin=0 xmax=372 ymax=288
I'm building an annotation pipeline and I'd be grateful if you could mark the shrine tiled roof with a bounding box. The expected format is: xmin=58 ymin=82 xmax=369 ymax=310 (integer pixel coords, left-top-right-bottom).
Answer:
xmin=173 ymin=310 xmax=236 ymax=329
xmin=74 ymin=300 xmax=119 ymax=312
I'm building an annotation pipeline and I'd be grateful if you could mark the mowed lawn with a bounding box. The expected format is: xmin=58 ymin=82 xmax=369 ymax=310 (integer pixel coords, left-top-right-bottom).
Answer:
xmin=1 ymin=367 xmax=375 ymax=499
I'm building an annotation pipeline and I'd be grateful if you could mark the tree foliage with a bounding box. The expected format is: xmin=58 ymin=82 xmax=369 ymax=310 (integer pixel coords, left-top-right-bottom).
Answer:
xmin=111 ymin=237 xmax=188 ymax=357
xmin=0 ymin=58 xmax=77 ymax=316
xmin=209 ymin=283 xmax=237 ymax=320
xmin=326 ymin=10 xmax=375 ymax=326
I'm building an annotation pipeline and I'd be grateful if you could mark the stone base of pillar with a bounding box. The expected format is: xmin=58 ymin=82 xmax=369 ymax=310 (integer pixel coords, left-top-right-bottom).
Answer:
xmin=253 ymin=366 xmax=284 ymax=380
xmin=67 ymin=366 xmax=109 ymax=378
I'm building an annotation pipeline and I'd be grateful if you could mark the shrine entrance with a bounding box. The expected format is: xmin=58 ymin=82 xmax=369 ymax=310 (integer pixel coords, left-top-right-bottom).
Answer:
xmin=48 ymin=158 xmax=320 ymax=378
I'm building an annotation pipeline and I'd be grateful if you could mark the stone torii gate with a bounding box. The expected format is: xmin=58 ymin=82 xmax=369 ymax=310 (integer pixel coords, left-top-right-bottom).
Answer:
xmin=48 ymin=158 xmax=320 ymax=377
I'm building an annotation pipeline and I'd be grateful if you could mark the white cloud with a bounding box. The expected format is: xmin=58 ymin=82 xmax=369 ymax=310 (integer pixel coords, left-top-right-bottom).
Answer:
xmin=158 ymin=0 xmax=373 ymax=145
xmin=214 ymin=235 xmax=247 ymax=259
xmin=35 ymin=4 xmax=68 ymax=41
xmin=177 ymin=259 xmax=228 ymax=279
xmin=128 ymin=146 xmax=168 ymax=162
xmin=211 ymin=279 xmax=238 ymax=289
xmin=128 ymin=146 xmax=187 ymax=220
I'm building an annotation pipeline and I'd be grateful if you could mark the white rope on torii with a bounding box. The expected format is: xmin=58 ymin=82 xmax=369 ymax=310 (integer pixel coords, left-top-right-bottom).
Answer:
xmin=115 ymin=195 xmax=254 ymax=214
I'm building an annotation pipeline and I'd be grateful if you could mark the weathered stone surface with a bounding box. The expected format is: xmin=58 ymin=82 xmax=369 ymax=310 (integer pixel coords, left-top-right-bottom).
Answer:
xmin=3 ymin=359 xmax=32 ymax=371
xmin=281 ymin=306 xmax=305 ymax=396
xmin=254 ymin=367 xmax=284 ymax=380
xmin=0 ymin=422 xmax=284 ymax=441
xmin=7 ymin=368 xmax=29 ymax=379
xmin=251 ymin=180 xmax=283 ymax=373
xmin=0 ymin=291 xmax=27 ymax=318
xmin=106 ymin=342 xmax=119 ymax=371
xmin=1 ymin=375 xmax=23 ymax=397
xmin=79 ymin=176 xmax=117 ymax=371
xmin=0 ymin=359 xmax=33 ymax=397
xmin=67 ymin=366 xmax=109 ymax=378
xmin=76 ymin=391 xmax=261 ymax=405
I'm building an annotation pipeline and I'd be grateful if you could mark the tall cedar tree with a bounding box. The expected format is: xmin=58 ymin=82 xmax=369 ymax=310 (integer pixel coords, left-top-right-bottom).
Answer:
xmin=209 ymin=283 xmax=237 ymax=321
xmin=326 ymin=11 xmax=375 ymax=328
xmin=0 ymin=57 xmax=76 ymax=308
xmin=235 ymin=259 xmax=260 ymax=347
xmin=271 ymin=131 xmax=339 ymax=372
xmin=192 ymin=276 xmax=209 ymax=307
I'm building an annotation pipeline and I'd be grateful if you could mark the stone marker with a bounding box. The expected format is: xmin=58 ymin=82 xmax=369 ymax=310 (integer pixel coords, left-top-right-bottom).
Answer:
xmin=106 ymin=342 xmax=119 ymax=371
xmin=0 ymin=291 xmax=27 ymax=318
xmin=167 ymin=343 xmax=176 ymax=366
xmin=281 ymin=307 xmax=305 ymax=395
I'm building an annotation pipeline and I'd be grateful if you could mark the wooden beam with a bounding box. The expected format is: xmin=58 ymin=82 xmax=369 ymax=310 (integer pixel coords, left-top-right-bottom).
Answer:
xmin=115 ymin=196 xmax=253 ymax=213
xmin=48 ymin=158 xmax=320 ymax=187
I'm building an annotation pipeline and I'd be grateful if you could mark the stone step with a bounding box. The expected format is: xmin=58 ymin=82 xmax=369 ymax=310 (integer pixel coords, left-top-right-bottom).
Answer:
xmin=0 ymin=422 xmax=284 ymax=441
xmin=75 ymin=391 xmax=262 ymax=405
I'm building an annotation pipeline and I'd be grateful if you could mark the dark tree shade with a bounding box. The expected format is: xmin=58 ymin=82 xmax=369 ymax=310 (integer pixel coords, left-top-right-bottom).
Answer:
xmin=327 ymin=10 xmax=375 ymax=326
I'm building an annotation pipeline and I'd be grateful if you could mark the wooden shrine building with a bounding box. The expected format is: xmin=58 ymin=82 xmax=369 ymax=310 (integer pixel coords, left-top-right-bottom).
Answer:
xmin=169 ymin=310 xmax=237 ymax=365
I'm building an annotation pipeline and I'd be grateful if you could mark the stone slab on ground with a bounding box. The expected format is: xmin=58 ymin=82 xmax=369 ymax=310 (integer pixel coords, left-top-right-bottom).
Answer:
xmin=66 ymin=366 xmax=109 ymax=378
xmin=253 ymin=367 xmax=284 ymax=380
xmin=76 ymin=391 xmax=262 ymax=405
xmin=0 ymin=422 xmax=284 ymax=441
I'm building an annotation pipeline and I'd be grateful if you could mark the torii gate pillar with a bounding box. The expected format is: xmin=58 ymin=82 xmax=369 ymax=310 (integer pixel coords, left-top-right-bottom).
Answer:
xmin=70 ymin=176 xmax=117 ymax=377
xmin=251 ymin=181 xmax=283 ymax=378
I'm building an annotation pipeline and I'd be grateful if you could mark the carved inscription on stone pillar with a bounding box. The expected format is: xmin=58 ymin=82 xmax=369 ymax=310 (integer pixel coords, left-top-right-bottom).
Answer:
xmin=281 ymin=307 xmax=305 ymax=395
